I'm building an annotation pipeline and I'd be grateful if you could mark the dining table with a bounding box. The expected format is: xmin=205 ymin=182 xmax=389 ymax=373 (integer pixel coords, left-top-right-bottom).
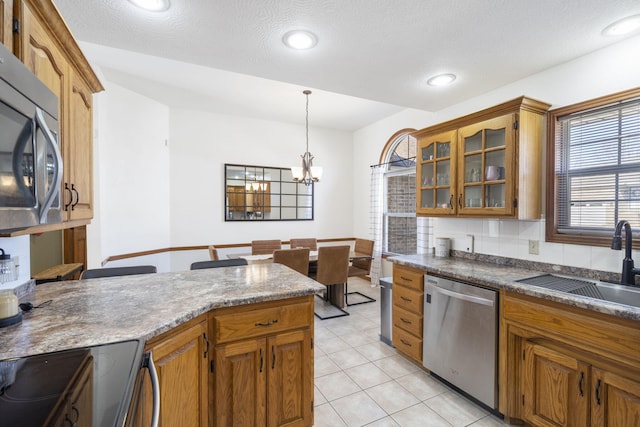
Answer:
xmin=227 ymin=250 xmax=373 ymax=309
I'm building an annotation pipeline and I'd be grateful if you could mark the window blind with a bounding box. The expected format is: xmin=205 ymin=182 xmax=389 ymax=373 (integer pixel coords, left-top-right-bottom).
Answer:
xmin=555 ymin=97 xmax=640 ymax=233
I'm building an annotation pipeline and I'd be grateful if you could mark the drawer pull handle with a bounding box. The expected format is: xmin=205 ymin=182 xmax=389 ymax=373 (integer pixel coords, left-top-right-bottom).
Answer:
xmin=400 ymin=296 xmax=412 ymax=302
xmin=400 ymin=318 xmax=412 ymax=324
xmin=400 ymin=339 xmax=412 ymax=347
xmin=595 ymin=379 xmax=602 ymax=405
xmin=255 ymin=320 xmax=278 ymax=327
xmin=400 ymin=276 xmax=413 ymax=282
xmin=259 ymin=348 xmax=263 ymax=373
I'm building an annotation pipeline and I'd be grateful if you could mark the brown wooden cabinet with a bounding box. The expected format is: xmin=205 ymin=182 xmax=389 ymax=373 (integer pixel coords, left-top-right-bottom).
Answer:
xmin=501 ymin=291 xmax=640 ymax=426
xmin=135 ymin=316 xmax=210 ymax=427
xmin=13 ymin=0 xmax=102 ymax=227
xmin=211 ymin=296 xmax=314 ymax=427
xmin=391 ymin=264 xmax=424 ymax=363
xmin=1 ymin=0 xmax=12 ymax=49
xmin=415 ymin=97 xmax=550 ymax=219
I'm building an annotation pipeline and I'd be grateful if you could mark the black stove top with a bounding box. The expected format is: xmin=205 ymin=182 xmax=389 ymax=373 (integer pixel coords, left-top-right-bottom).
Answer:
xmin=0 ymin=340 xmax=144 ymax=427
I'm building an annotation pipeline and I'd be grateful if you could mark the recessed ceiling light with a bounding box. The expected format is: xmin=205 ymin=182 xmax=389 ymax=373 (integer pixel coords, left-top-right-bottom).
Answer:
xmin=282 ymin=30 xmax=318 ymax=50
xmin=427 ymin=73 xmax=457 ymax=87
xmin=602 ymin=14 xmax=640 ymax=36
xmin=128 ymin=0 xmax=170 ymax=12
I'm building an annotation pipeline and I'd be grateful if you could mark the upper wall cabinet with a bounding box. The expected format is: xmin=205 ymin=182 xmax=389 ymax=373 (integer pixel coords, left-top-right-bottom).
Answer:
xmin=1 ymin=0 xmax=12 ymax=49
xmin=414 ymin=97 xmax=550 ymax=219
xmin=13 ymin=0 xmax=103 ymax=226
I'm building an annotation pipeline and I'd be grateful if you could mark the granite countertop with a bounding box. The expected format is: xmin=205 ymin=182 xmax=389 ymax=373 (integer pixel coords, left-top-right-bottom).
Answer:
xmin=0 ymin=263 xmax=324 ymax=360
xmin=391 ymin=254 xmax=640 ymax=322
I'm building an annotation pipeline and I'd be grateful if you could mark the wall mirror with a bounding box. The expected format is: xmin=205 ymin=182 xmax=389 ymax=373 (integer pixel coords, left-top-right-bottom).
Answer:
xmin=224 ymin=163 xmax=314 ymax=221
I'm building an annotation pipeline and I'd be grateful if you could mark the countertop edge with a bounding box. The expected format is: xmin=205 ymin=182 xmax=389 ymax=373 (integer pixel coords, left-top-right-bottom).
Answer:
xmin=390 ymin=255 xmax=640 ymax=322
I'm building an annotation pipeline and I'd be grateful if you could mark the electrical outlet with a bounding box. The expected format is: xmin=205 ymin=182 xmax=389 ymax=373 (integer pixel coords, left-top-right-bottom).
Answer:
xmin=466 ymin=235 xmax=474 ymax=253
xmin=528 ymin=240 xmax=539 ymax=255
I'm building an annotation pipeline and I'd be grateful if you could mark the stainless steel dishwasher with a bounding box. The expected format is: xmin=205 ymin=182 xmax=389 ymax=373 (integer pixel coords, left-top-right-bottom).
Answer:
xmin=423 ymin=274 xmax=498 ymax=410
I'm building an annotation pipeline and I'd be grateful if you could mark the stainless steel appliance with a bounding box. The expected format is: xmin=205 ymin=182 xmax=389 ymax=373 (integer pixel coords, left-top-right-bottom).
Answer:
xmin=0 ymin=340 xmax=160 ymax=426
xmin=0 ymin=41 xmax=62 ymax=231
xmin=423 ymin=274 xmax=498 ymax=409
xmin=379 ymin=276 xmax=393 ymax=345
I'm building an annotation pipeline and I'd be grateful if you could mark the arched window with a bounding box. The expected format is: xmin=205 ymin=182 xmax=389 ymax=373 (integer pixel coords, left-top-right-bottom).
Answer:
xmin=379 ymin=130 xmax=417 ymax=254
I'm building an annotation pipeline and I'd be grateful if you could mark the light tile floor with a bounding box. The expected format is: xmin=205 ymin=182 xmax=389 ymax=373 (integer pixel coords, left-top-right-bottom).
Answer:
xmin=313 ymin=277 xmax=511 ymax=427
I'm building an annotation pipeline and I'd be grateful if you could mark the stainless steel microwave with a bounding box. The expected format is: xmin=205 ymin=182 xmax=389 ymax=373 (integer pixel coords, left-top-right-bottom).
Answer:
xmin=0 ymin=42 xmax=62 ymax=232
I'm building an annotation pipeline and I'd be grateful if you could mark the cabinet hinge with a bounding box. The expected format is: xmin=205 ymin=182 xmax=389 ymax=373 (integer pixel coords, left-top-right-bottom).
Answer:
xmin=513 ymin=120 xmax=518 ymax=130
xmin=12 ymin=18 xmax=20 ymax=34
xmin=513 ymin=198 xmax=518 ymax=208
xmin=522 ymin=349 xmax=525 ymax=360
xmin=522 ymin=394 xmax=525 ymax=406
xmin=311 ymin=338 xmax=314 ymax=349
xmin=311 ymin=401 xmax=314 ymax=412
xmin=210 ymin=360 xmax=214 ymax=373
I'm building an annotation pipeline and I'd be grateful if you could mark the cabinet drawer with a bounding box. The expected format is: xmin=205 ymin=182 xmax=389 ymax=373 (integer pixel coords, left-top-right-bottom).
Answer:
xmin=393 ymin=327 xmax=422 ymax=362
xmin=393 ymin=266 xmax=424 ymax=291
xmin=393 ymin=285 xmax=423 ymax=314
xmin=213 ymin=301 xmax=312 ymax=344
xmin=392 ymin=306 xmax=422 ymax=337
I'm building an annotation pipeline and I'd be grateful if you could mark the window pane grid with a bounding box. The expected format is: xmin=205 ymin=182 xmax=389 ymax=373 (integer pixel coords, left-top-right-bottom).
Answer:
xmin=556 ymin=97 xmax=640 ymax=232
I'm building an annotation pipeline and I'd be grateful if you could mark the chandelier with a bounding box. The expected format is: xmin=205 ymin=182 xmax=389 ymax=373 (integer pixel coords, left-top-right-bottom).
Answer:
xmin=291 ymin=90 xmax=322 ymax=185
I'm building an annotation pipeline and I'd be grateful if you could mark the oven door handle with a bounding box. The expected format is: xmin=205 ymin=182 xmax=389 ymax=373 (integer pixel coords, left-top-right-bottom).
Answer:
xmin=143 ymin=351 xmax=161 ymax=427
xmin=430 ymin=285 xmax=494 ymax=307
xmin=34 ymin=107 xmax=63 ymax=224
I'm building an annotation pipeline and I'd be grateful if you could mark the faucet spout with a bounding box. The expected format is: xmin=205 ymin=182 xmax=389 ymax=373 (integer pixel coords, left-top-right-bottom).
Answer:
xmin=612 ymin=220 xmax=640 ymax=286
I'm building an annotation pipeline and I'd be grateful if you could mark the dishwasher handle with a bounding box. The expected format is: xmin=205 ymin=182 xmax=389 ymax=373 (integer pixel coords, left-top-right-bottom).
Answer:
xmin=427 ymin=285 xmax=495 ymax=307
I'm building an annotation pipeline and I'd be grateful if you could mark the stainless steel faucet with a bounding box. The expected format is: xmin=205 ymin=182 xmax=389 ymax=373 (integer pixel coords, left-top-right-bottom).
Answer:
xmin=611 ymin=220 xmax=640 ymax=286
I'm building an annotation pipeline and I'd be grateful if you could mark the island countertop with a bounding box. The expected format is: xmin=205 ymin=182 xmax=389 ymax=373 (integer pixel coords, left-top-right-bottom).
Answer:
xmin=0 ymin=263 xmax=324 ymax=360
xmin=390 ymin=254 xmax=640 ymax=322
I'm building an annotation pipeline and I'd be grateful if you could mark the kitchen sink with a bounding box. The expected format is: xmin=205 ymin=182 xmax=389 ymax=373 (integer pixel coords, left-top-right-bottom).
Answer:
xmin=517 ymin=274 xmax=640 ymax=309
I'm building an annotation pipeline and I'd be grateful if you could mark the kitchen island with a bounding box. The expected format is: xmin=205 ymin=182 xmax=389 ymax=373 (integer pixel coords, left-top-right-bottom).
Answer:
xmin=389 ymin=254 xmax=640 ymax=426
xmin=0 ymin=263 xmax=323 ymax=426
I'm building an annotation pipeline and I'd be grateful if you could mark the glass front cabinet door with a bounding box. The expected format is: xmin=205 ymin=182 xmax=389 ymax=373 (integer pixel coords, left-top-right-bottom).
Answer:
xmin=457 ymin=114 xmax=515 ymax=216
xmin=417 ymin=130 xmax=457 ymax=214
xmin=414 ymin=96 xmax=550 ymax=219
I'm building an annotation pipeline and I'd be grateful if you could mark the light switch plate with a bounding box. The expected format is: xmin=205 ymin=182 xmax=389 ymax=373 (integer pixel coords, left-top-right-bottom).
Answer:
xmin=529 ymin=240 xmax=540 ymax=255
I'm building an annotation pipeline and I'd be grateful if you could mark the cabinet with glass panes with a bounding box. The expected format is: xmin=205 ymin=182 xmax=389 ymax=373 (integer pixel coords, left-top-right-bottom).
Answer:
xmin=414 ymin=97 xmax=550 ymax=219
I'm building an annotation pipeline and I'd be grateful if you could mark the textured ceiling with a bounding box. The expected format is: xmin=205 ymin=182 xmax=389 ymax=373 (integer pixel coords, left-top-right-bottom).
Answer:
xmin=53 ymin=0 xmax=640 ymax=130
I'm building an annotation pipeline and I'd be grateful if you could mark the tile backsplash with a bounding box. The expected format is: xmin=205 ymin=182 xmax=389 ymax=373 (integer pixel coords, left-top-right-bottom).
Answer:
xmin=430 ymin=218 xmax=636 ymax=275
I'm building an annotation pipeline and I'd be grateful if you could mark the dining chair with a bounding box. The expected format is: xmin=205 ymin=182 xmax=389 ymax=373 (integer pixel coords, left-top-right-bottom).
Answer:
xmin=208 ymin=245 xmax=219 ymax=261
xmin=289 ymin=238 xmax=317 ymax=251
xmin=346 ymin=238 xmax=376 ymax=306
xmin=313 ymin=245 xmax=350 ymax=319
xmin=273 ymin=248 xmax=310 ymax=276
xmin=190 ymin=259 xmax=248 ymax=270
xmin=251 ymin=239 xmax=282 ymax=255
xmin=80 ymin=265 xmax=157 ymax=279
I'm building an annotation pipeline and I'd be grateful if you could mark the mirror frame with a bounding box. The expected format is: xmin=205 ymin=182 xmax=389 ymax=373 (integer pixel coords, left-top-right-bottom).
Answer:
xmin=224 ymin=163 xmax=314 ymax=221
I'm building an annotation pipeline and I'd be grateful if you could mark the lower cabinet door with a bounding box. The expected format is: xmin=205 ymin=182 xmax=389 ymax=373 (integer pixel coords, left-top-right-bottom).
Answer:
xmin=522 ymin=341 xmax=588 ymax=427
xmin=267 ymin=329 xmax=313 ymax=427
xmin=147 ymin=320 xmax=209 ymax=427
xmin=215 ymin=338 xmax=267 ymax=427
xmin=591 ymin=367 xmax=640 ymax=427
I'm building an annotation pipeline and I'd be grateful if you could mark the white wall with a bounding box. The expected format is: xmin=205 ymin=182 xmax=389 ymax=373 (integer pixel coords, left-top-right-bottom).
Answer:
xmin=167 ymin=109 xmax=353 ymax=271
xmin=87 ymin=81 xmax=172 ymax=270
xmin=354 ymin=34 xmax=640 ymax=274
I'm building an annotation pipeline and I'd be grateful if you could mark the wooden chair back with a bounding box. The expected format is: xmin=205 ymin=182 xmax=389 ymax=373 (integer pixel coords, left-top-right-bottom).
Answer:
xmin=208 ymin=245 xmax=219 ymax=261
xmin=315 ymin=245 xmax=350 ymax=286
xmin=289 ymin=238 xmax=317 ymax=251
xmin=351 ymin=238 xmax=374 ymax=273
xmin=80 ymin=265 xmax=157 ymax=279
xmin=190 ymin=259 xmax=248 ymax=270
xmin=251 ymin=239 xmax=282 ymax=255
xmin=273 ymin=248 xmax=310 ymax=276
